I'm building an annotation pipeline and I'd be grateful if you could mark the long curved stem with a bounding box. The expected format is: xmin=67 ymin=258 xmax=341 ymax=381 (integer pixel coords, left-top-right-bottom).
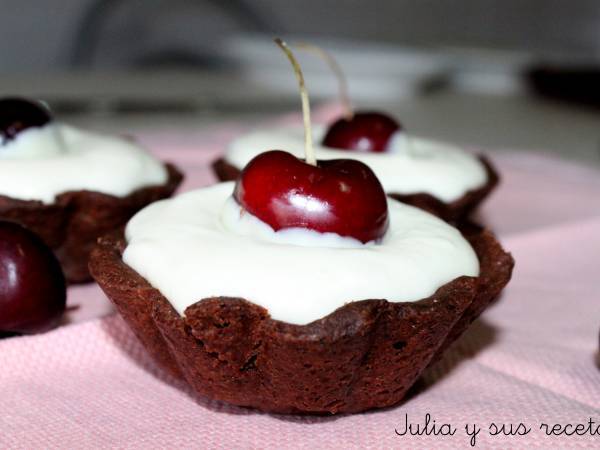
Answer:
xmin=294 ymin=42 xmax=353 ymax=120
xmin=274 ymin=38 xmax=316 ymax=166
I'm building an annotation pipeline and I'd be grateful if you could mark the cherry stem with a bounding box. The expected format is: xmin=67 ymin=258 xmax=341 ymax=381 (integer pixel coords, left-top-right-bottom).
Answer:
xmin=274 ymin=38 xmax=316 ymax=166
xmin=294 ymin=42 xmax=353 ymax=120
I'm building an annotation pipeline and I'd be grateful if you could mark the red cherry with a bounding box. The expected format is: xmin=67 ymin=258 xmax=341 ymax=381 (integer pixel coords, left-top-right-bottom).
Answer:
xmin=0 ymin=221 xmax=66 ymax=335
xmin=322 ymin=111 xmax=401 ymax=152
xmin=0 ymin=98 xmax=51 ymax=145
xmin=234 ymin=150 xmax=389 ymax=243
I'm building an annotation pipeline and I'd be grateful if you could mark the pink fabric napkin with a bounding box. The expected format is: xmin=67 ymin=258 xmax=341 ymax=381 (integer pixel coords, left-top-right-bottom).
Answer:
xmin=2 ymin=110 xmax=600 ymax=449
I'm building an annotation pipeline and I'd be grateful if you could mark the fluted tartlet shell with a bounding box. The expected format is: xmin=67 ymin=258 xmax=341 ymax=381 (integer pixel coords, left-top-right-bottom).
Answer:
xmin=89 ymin=227 xmax=513 ymax=414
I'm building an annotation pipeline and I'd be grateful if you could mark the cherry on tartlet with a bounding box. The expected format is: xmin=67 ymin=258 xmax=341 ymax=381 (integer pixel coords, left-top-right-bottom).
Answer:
xmin=322 ymin=111 xmax=401 ymax=153
xmin=234 ymin=150 xmax=389 ymax=243
xmin=0 ymin=97 xmax=51 ymax=145
xmin=233 ymin=39 xmax=390 ymax=244
xmin=0 ymin=221 xmax=66 ymax=335
xmin=293 ymin=43 xmax=402 ymax=153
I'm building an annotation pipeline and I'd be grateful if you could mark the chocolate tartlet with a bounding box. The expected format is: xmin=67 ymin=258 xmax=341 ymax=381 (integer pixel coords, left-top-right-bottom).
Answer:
xmin=90 ymin=226 xmax=513 ymax=414
xmin=1 ymin=164 xmax=182 ymax=283
xmin=213 ymin=156 xmax=498 ymax=224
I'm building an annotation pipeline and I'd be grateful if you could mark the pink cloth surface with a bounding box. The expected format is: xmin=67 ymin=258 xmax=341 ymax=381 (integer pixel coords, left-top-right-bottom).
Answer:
xmin=2 ymin=113 xmax=600 ymax=449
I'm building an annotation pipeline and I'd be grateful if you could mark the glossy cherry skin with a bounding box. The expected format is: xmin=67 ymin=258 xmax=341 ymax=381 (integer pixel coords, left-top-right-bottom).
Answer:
xmin=0 ymin=97 xmax=51 ymax=145
xmin=234 ymin=150 xmax=389 ymax=243
xmin=0 ymin=221 xmax=66 ymax=335
xmin=322 ymin=111 xmax=401 ymax=152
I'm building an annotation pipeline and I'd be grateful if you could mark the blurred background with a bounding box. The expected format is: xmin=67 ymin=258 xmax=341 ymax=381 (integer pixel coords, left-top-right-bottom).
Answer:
xmin=1 ymin=0 xmax=599 ymax=163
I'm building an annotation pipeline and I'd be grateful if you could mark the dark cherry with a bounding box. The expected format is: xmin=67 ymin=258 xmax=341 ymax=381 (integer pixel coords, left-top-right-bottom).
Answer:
xmin=234 ymin=150 xmax=389 ymax=243
xmin=322 ymin=111 xmax=401 ymax=152
xmin=0 ymin=97 xmax=51 ymax=145
xmin=0 ymin=221 xmax=66 ymax=335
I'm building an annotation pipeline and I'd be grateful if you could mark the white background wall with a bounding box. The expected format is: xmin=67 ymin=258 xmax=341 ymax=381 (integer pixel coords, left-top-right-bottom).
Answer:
xmin=0 ymin=0 xmax=599 ymax=73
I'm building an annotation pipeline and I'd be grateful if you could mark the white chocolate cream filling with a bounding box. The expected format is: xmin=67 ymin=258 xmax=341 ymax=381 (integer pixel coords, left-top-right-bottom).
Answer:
xmin=0 ymin=123 xmax=168 ymax=204
xmin=224 ymin=126 xmax=488 ymax=203
xmin=123 ymin=182 xmax=480 ymax=325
